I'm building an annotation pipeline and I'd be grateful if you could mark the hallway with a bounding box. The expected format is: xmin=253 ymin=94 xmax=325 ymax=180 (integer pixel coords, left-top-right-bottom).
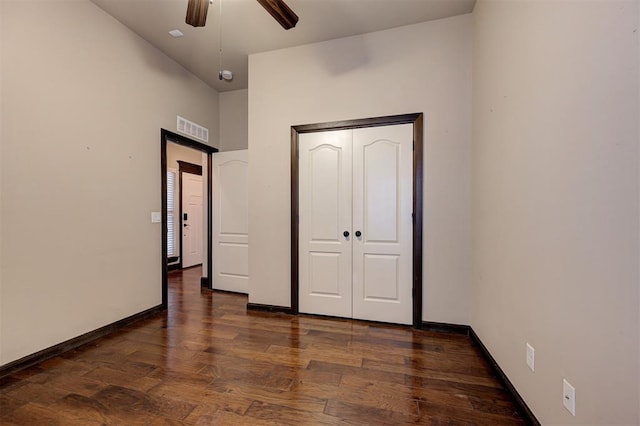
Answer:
xmin=0 ymin=267 xmax=525 ymax=424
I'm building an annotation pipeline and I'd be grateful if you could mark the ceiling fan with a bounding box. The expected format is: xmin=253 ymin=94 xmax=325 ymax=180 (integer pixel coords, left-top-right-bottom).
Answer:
xmin=185 ymin=0 xmax=299 ymax=30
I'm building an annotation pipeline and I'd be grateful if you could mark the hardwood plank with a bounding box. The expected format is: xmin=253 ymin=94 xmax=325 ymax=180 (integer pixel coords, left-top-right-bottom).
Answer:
xmin=208 ymin=380 xmax=328 ymax=413
xmin=31 ymin=373 xmax=108 ymax=398
xmin=82 ymin=365 xmax=160 ymax=392
xmin=184 ymin=407 xmax=281 ymax=425
xmin=363 ymin=355 xmax=496 ymax=379
xmin=35 ymin=356 xmax=96 ymax=377
xmin=148 ymin=380 xmax=253 ymax=415
xmin=0 ymin=266 xmax=529 ymax=424
xmin=245 ymin=400 xmax=341 ymax=425
xmin=417 ymin=398 xmax=526 ymax=425
xmin=199 ymin=343 xmax=311 ymax=368
xmin=334 ymin=375 xmax=438 ymax=417
xmin=266 ymin=344 xmax=364 ymax=368
xmin=146 ymin=417 xmax=188 ymax=426
xmin=339 ymin=374 xmax=474 ymax=412
xmin=1 ymin=402 xmax=70 ymax=426
xmin=287 ymin=376 xmax=342 ymax=401
xmin=331 ymin=342 xmax=409 ymax=365
xmin=2 ymin=381 xmax=69 ymax=405
xmin=405 ymin=374 xmax=509 ymax=399
xmin=195 ymin=353 xmax=280 ymax=380
xmin=92 ymin=385 xmax=197 ymax=421
xmin=306 ymin=360 xmax=406 ymax=385
xmin=0 ymin=394 xmax=27 ymax=417
xmin=324 ymin=399 xmax=422 ymax=425
xmin=53 ymin=393 xmax=140 ymax=425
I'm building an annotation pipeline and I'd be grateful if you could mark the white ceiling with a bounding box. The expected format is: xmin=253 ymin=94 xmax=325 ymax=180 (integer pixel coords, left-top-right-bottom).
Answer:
xmin=90 ymin=0 xmax=476 ymax=92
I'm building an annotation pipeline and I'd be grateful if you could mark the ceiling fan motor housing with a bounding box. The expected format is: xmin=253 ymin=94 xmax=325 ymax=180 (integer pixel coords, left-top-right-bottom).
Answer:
xmin=219 ymin=70 xmax=233 ymax=81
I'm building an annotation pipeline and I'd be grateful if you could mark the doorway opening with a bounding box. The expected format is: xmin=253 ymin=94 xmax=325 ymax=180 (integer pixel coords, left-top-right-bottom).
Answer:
xmin=161 ymin=129 xmax=217 ymax=308
xmin=290 ymin=113 xmax=424 ymax=328
xmin=178 ymin=160 xmax=203 ymax=270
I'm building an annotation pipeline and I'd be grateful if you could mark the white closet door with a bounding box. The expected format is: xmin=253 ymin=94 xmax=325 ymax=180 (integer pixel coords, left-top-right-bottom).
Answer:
xmin=213 ymin=150 xmax=249 ymax=293
xmin=298 ymin=130 xmax=353 ymax=317
xmin=352 ymin=124 xmax=413 ymax=325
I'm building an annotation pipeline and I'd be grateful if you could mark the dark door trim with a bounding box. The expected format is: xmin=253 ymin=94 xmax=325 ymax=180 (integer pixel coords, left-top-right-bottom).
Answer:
xmin=161 ymin=129 xmax=217 ymax=308
xmin=177 ymin=161 xmax=203 ymax=270
xmin=290 ymin=113 xmax=424 ymax=328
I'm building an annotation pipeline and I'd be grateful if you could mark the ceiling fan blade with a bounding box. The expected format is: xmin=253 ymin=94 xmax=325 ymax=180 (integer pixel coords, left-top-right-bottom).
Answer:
xmin=186 ymin=0 xmax=209 ymax=27
xmin=256 ymin=0 xmax=299 ymax=30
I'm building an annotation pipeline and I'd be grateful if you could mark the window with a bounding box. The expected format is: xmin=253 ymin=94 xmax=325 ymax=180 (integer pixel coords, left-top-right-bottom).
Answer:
xmin=167 ymin=170 xmax=177 ymax=256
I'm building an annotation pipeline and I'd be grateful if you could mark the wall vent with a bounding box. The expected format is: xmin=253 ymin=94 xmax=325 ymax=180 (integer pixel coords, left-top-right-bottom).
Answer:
xmin=177 ymin=116 xmax=209 ymax=143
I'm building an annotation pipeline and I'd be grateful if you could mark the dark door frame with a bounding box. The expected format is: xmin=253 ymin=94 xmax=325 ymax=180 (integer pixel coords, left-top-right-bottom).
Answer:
xmin=161 ymin=129 xmax=217 ymax=308
xmin=290 ymin=113 xmax=424 ymax=328
xmin=177 ymin=161 xmax=203 ymax=270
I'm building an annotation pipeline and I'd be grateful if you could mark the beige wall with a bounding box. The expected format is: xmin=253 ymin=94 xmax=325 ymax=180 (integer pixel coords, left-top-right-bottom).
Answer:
xmin=248 ymin=15 xmax=472 ymax=324
xmin=0 ymin=0 xmax=4 ymax=361
xmin=219 ymin=89 xmax=248 ymax=152
xmin=0 ymin=1 xmax=219 ymax=365
xmin=472 ymin=0 xmax=639 ymax=424
xmin=167 ymin=143 xmax=204 ymax=170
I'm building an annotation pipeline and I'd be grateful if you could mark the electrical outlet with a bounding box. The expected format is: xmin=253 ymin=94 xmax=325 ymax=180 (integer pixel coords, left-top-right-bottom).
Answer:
xmin=563 ymin=379 xmax=576 ymax=416
xmin=526 ymin=343 xmax=535 ymax=372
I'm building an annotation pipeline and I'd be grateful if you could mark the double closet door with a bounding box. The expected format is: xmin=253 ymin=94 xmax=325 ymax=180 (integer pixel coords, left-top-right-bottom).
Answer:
xmin=298 ymin=124 xmax=413 ymax=325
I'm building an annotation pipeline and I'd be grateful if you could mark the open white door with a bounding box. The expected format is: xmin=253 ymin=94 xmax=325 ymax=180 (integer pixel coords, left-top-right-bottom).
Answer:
xmin=213 ymin=150 xmax=249 ymax=293
xmin=298 ymin=124 xmax=413 ymax=325
xmin=182 ymin=173 xmax=203 ymax=268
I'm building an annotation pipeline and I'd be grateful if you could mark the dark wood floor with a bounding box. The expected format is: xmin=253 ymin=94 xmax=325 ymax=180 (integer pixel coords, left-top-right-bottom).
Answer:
xmin=0 ymin=267 xmax=525 ymax=425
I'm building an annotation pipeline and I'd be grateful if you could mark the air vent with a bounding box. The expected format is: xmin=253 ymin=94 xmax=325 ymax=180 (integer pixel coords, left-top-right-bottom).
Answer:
xmin=177 ymin=116 xmax=209 ymax=143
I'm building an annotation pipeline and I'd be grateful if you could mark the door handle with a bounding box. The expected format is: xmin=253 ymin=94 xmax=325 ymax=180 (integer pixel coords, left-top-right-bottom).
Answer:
xmin=343 ymin=231 xmax=350 ymax=238
xmin=355 ymin=231 xmax=361 ymax=237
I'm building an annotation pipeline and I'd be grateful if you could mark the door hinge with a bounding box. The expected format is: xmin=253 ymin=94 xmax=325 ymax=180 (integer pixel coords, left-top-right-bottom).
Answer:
xmin=412 ymin=212 xmax=415 ymax=223
xmin=413 ymin=140 xmax=415 ymax=151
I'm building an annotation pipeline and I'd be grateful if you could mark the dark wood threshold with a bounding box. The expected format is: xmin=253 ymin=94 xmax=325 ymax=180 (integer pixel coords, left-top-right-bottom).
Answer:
xmin=470 ymin=327 xmax=540 ymax=426
xmin=208 ymin=288 xmax=248 ymax=296
xmin=246 ymin=303 xmax=294 ymax=314
xmin=175 ymin=264 xmax=202 ymax=271
xmin=422 ymin=321 xmax=470 ymax=335
xmin=250 ymin=305 xmax=414 ymax=329
xmin=299 ymin=312 xmax=414 ymax=329
xmin=0 ymin=305 xmax=164 ymax=380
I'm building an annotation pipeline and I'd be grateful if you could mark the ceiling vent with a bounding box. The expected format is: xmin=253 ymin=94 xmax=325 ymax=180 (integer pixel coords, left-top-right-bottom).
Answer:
xmin=177 ymin=116 xmax=209 ymax=143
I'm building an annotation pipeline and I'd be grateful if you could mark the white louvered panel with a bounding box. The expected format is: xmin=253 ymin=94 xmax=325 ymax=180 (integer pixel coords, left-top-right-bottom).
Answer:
xmin=176 ymin=116 xmax=209 ymax=143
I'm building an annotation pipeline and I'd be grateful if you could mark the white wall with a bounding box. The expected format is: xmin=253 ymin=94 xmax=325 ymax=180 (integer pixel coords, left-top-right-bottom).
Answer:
xmin=248 ymin=15 xmax=472 ymax=324
xmin=472 ymin=1 xmax=639 ymax=424
xmin=0 ymin=0 xmax=219 ymax=365
xmin=219 ymin=89 xmax=248 ymax=151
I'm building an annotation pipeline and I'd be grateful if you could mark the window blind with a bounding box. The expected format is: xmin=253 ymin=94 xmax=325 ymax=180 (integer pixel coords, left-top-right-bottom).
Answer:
xmin=167 ymin=170 xmax=176 ymax=256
